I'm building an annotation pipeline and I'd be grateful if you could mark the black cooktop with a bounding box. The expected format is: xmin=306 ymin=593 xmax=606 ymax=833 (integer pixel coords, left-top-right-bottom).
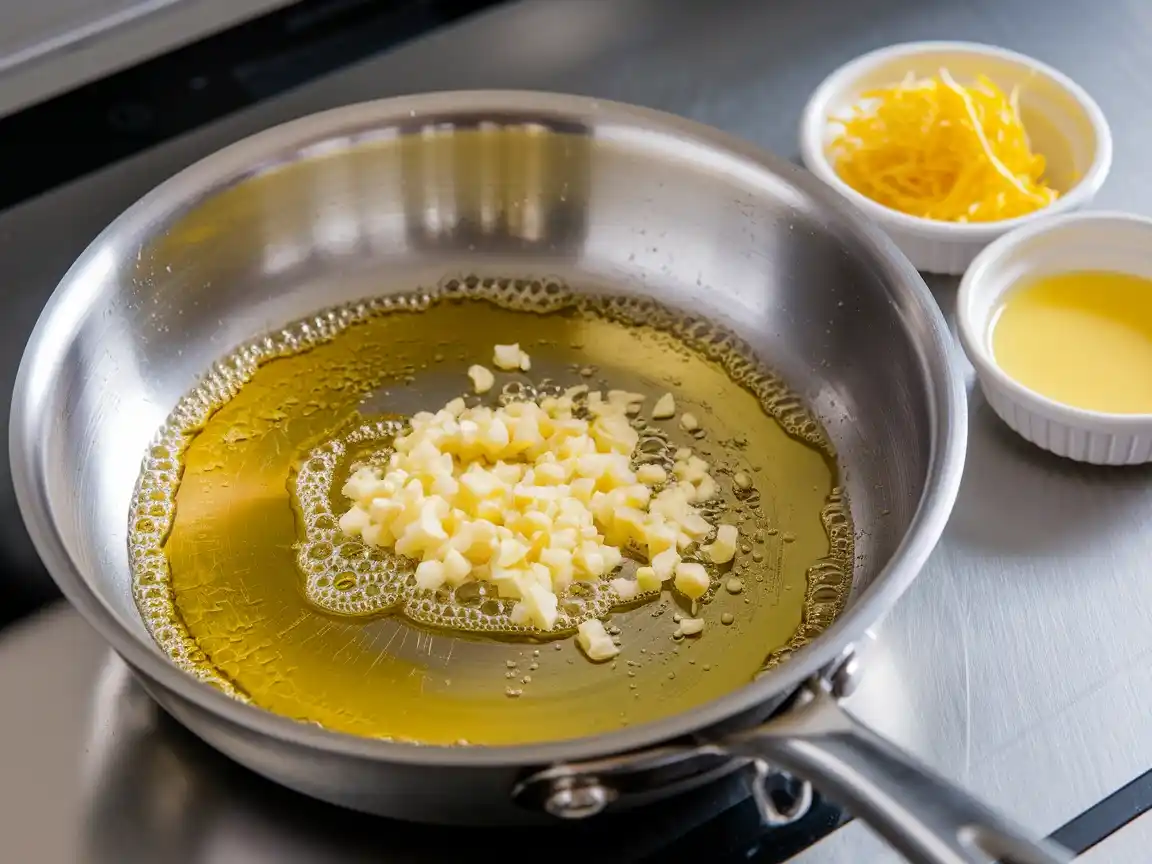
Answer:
xmin=0 ymin=0 xmax=501 ymax=212
xmin=138 ymin=706 xmax=849 ymax=863
xmin=0 ymin=2 xmax=1148 ymax=860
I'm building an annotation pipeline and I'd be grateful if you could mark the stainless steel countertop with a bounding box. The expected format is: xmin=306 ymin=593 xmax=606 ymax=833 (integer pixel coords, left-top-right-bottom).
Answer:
xmin=1079 ymin=809 xmax=1152 ymax=863
xmin=3 ymin=1 xmax=1152 ymax=861
xmin=0 ymin=0 xmax=295 ymax=116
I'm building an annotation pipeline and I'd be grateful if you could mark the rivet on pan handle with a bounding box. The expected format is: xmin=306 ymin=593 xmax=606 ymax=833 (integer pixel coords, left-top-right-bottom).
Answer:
xmin=749 ymin=760 xmax=813 ymax=827
xmin=540 ymin=776 xmax=617 ymax=820
xmin=514 ymin=751 xmax=817 ymax=827
xmin=512 ymin=676 xmax=1073 ymax=864
xmin=511 ymin=742 xmax=735 ymax=817
xmin=512 ymin=641 xmax=872 ymax=819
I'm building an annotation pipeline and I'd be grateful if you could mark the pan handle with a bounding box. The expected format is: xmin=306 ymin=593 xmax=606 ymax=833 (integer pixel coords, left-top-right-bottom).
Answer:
xmin=720 ymin=684 xmax=1072 ymax=864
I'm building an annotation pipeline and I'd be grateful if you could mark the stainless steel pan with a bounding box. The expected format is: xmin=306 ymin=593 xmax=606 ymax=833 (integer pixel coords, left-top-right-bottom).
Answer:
xmin=10 ymin=91 xmax=1068 ymax=864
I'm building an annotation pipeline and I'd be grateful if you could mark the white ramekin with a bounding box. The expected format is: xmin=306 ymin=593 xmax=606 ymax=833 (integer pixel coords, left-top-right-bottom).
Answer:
xmin=957 ymin=211 xmax=1152 ymax=465
xmin=800 ymin=41 xmax=1113 ymax=275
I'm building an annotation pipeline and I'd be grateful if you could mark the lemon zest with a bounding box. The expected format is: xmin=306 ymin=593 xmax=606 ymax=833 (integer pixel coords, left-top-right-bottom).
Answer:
xmin=828 ymin=68 xmax=1059 ymax=222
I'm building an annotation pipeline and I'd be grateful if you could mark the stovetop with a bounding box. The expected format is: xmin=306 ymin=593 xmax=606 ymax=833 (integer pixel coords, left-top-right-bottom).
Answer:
xmin=3 ymin=1 xmax=1152 ymax=861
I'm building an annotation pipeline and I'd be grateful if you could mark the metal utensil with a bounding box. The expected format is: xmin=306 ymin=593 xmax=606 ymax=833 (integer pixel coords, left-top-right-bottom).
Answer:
xmin=10 ymin=91 xmax=1067 ymax=864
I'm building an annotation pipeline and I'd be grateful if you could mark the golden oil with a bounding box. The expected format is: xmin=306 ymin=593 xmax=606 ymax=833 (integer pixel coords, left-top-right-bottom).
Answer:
xmin=129 ymin=277 xmax=852 ymax=745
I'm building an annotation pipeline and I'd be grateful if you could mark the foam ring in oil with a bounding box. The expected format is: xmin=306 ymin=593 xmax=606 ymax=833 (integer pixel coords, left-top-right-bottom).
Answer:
xmin=127 ymin=276 xmax=854 ymax=703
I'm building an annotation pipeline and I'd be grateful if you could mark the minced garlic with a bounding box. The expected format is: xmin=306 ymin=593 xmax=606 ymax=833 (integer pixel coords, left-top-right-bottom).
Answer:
xmin=702 ymin=524 xmax=738 ymax=564
xmin=651 ymin=392 xmax=676 ymax=419
xmin=467 ymin=364 xmax=495 ymax=394
xmin=493 ymin=343 xmax=531 ymax=371
xmin=339 ymin=383 xmax=718 ymax=632
xmin=577 ymin=619 xmax=619 ymax=661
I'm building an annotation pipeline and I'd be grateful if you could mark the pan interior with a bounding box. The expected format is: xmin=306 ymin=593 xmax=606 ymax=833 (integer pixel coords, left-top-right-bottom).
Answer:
xmin=129 ymin=281 xmax=852 ymax=745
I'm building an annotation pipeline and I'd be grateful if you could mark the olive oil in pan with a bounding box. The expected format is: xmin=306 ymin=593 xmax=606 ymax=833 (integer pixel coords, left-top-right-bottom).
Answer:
xmin=129 ymin=280 xmax=853 ymax=745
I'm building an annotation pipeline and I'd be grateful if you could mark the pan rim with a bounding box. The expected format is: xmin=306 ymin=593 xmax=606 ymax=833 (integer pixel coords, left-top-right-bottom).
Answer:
xmin=10 ymin=89 xmax=967 ymax=770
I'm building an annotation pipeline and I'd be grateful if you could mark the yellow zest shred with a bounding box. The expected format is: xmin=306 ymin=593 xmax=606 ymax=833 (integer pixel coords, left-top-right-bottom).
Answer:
xmin=828 ymin=68 xmax=1059 ymax=223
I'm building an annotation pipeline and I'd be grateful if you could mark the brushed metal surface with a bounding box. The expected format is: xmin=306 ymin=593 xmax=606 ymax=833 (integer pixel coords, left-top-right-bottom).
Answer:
xmin=0 ymin=0 xmax=186 ymax=75
xmin=0 ymin=0 xmax=1151 ymax=861
xmin=0 ymin=0 xmax=295 ymax=116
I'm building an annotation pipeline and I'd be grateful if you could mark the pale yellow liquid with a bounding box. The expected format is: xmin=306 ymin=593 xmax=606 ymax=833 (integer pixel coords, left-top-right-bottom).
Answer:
xmin=990 ymin=270 xmax=1152 ymax=414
